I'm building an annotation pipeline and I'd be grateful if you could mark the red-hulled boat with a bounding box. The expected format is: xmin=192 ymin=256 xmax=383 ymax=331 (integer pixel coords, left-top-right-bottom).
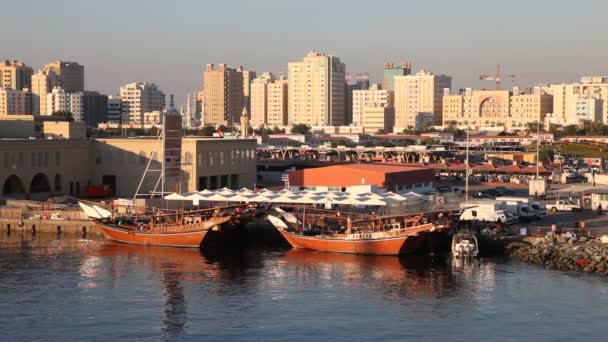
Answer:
xmin=80 ymin=202 xmax=252 ymax=248
xmin=94 ymin=216 xmax=231 ymax=247
xmin=268 ymin=207 xmax=455 ymax=255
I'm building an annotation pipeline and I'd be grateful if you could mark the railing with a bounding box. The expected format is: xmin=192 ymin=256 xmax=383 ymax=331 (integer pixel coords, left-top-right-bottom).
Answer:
xmin=0 ymin=208 xmax=21 ymax=219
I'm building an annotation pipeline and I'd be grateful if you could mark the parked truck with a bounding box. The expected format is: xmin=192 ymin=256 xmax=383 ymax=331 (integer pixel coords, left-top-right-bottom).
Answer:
xmin=528 ymin=179 xmax=547 ymax=197
xmin=495 ymin=196 xmax=547 ymax=219
xmin=547 ymin=200 xmax=581 ymax=212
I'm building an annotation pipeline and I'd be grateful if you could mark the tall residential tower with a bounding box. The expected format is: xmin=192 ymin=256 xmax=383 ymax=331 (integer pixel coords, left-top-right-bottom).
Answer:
xmin=203 ymin=64 xmax=244 ymax=126
xmin=288 ymin=51 xmax=346 ymax=126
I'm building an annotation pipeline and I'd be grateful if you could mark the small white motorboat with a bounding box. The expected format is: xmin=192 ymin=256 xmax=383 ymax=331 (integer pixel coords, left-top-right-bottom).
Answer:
xmin=452 ymin=231 xmax=479 ymax=258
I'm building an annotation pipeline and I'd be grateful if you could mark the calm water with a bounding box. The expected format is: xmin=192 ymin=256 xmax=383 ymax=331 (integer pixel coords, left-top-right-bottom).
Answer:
xmin=1 ymin=232 xmax=607 ymax=342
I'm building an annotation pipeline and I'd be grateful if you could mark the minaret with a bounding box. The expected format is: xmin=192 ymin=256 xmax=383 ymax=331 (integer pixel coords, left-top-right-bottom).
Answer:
xmin=240 ymin=107 xmax=249 ymax=139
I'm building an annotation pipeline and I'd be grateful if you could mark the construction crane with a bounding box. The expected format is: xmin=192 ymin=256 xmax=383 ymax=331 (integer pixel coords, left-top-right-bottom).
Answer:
xmin=479 ymin=64 xmax=515 ymax=90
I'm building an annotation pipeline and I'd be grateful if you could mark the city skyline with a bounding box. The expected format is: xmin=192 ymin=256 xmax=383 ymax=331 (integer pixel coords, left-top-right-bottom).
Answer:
xmin=3 ymin=0 xmax=607 ymax=105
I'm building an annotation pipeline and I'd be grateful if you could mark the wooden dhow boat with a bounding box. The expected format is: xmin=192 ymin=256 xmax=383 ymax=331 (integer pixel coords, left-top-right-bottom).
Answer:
xmin=268 ymin=206 xmax=456 ymax=255
xmin=80 ymin=202 xmax=252 ymax=248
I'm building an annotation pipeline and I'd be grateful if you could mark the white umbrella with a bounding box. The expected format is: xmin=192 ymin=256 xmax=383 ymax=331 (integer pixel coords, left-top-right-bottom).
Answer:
xmin=218 ymin=187 xmax=235 ymax=195
xmin=358 ymin=197 xmax=388 ymax=206
xmin=164 ymin=192 xmax=187 ymax=200
xmin=185 ymin=192 xmax=212 ymax=200
xmin=204 ymin=193 xmax=231 ymax=201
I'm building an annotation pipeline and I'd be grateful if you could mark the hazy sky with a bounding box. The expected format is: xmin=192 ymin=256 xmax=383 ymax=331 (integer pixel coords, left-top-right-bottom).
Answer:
xmin=3 ymin=0 xmax=607 ymax=106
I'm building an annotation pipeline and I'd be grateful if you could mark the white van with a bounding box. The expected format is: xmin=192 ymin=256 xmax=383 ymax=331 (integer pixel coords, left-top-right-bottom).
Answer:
xmin=459 ymin=208 xmax=515 ymax=224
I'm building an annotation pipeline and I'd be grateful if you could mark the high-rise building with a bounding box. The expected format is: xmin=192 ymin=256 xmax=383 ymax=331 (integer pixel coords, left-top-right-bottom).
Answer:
xmin=288 ymin=51 xmax=346 ymax=126
xmin=239 ymin=67 xmax=256 ymax=115
xmin=31 ymin=69 xmax=60 ymax=115
xmin=267 ymin=77 xmax=288 ymax=127
xmin=0 ymin=88 xmax=32 ymax=115
xmin=82 ymin=91 xmax=108 ymax=127
xmin=203 ymin=64 xmax=244 ymax=126
xmin=0 ymin=60 xmax=33 ymax=90
xmin=119 ymin=82 xmax=165 ymax=125
xmin=393 ymin=70 xmax=451 ymax=131
xmin=43 ymin=61 xmax=84 ymax=93
xmin=194 ymin=91 xmax=205 ymax=125
xmin=345 ymin=73 xmax=370 ymax=125
xmin=250 ymin=72 xmax=275 ymax=127
xmin=46 ymin=87 xmax=85 ymax=121
xmin=352 ymin=84 xmax=389 ymax=126
xmin=546 ymin=77 xmax=608 ymax=125
xmin=107 ymin=96 xmax=123 ymax=124
xmin=250 ymin=73 xmax=289 ymax=127
xmin=383 ymin=62 xmax=412 ymax=91
xmin=442 ymin=87 xmax=553 ymax=130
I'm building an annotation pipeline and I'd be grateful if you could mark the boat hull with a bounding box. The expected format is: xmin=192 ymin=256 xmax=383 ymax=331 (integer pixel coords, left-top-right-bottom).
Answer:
xmin=95 ymin=222 xmax=208 ymax=248
xmin=277 ymin=229 xmax=421 ymax=255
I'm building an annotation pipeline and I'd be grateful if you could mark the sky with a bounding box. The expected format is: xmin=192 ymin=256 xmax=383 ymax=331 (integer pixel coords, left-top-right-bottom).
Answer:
xmin=2 ymin=0 xmax=607 ymax=107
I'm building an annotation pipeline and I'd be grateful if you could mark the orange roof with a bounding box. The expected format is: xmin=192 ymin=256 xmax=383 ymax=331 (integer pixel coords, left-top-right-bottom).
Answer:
xmin=288 ymin=163 xmax=434 ymax=188
xmin=332 ymin=163 xmax=428 ymax=174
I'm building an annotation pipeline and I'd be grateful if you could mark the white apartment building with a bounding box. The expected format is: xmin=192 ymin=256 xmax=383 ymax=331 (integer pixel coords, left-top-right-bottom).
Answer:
xmin=46 ymin=87 xmax=84 ymax=121
xmin=119 ymin=82 xmax=165 ymax=125
xmin=352 ymin=84 xmax=388 ymax=126
xmin=288 ymin=51 xmax=346 ymax=126
xmin=393 ymin=70 xmax=451 ymax=132
xmin=546 ymin=77 xmax=608 ymax=125
xmin=572 ymin=97 xmax=602 ymax=122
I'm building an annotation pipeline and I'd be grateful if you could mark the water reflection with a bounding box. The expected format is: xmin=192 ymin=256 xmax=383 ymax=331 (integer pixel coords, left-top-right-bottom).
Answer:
xmin=7 ymin=233 xmax=589 ymax=341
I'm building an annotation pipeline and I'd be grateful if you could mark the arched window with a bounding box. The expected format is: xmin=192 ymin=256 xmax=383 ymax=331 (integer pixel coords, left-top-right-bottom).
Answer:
xmin=30 ymin=173 xmax=51 ymax=193
xmin=2 ymin=175 xmax=25 ymax=195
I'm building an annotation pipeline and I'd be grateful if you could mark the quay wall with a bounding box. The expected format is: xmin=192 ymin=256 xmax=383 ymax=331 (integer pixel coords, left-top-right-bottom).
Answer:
xmin=0 ymin=218 xmax=100 ymax=235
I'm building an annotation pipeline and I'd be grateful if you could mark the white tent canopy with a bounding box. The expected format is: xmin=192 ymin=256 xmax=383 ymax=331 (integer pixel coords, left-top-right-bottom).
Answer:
xmin=163 ymin=189 xmax=427 ymax=207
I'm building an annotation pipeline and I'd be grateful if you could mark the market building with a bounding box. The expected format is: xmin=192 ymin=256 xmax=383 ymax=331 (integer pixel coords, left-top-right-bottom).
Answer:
xmin=288 ymin=163 xmax=435 ymax=194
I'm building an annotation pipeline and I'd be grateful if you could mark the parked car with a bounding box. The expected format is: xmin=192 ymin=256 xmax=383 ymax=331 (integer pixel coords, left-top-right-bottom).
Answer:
xmin=547 ymin=200 xmax=581 ymax=212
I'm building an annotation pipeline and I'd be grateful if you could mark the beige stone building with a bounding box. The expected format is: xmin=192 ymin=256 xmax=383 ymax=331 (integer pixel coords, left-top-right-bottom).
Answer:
xmin=361 ymin=106 xmax=394 ymax=133
xmin=352 ymin=84 xmax=389 ymax=126
xmin=43 ymin=61 xmax=84 ymax=93
xmin=203 ymin=64 xmax=244 ymax=126
xmin=119 ymin=82 xmax=165 ymax=125
xmin=267 ymin=77 xmax=288 ymax=126
xmin=393 ymin=70 xmax=451 ymax=131
xmin=0 ymin=60 xmax=33 ymax=90
xmin=0 ymin=88 xmax=32 ymax=115
xmin=43 ymin=121 xmax=87 ymax=139
xmin=250 ymin=72 xmax=275 ymax=126
xmin=442 ymin=88 xmax=552 ymax=130
xmin=0 ymin=136 xmax=256 ymax=200
xmin=239 ymin=67 xmax=256 ymax=114
xmin=288 ymin=51 xmax=346 ymax=126
xmin=31 ymin=69 xmax=60 ymax=115
xmin=250 ymin=73 xmax=288 ymax=127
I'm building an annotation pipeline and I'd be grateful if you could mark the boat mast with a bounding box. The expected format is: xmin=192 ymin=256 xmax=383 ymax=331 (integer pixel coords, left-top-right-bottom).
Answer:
xmin=133 ymin=129 xmax=164 ymax=201
xmin=465 ymin=129 xmax=469 ymax=202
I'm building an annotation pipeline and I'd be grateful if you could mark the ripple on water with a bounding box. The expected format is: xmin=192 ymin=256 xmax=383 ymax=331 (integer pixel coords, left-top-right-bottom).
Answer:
xmin=0 ymin=233 xmax=607 ymax=341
